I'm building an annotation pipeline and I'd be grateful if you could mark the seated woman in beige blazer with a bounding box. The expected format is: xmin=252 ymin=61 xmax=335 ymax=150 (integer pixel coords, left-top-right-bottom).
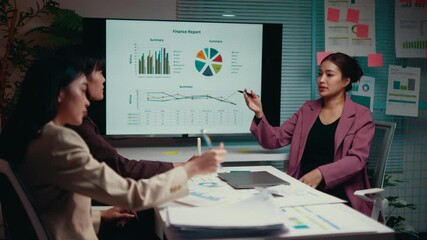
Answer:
xmin=0 ymin=53 xmax=226 ymax=240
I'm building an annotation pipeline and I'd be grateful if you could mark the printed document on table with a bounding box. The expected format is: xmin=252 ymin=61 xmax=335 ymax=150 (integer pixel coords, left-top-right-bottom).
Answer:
xmin=265 ymin=184 xmax=346 ymax=207
xmin=175 ymin=173 xmax=252 ymax=206
xmin=167 ymin=190 xmax=285 ymax=230
xmin=279 ymin=204 xmax=383 ymax=237
xmin=176 ymin=170 xmax=346 ymax=207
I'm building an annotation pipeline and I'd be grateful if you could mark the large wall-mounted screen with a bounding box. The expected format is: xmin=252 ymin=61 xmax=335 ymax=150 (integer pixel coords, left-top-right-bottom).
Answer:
xmin=84 ymin=18 xmax=282 ymax=137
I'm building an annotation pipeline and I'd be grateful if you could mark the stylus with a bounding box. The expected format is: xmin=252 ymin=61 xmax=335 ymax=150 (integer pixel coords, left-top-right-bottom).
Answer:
xmin=197 ymin=137 xmax=202 ymax=156
xmin=201 ymin=129 xmax=213 ymax=148
xmin=237 ymin=90 xmax=259 ymax=97
xmin=201 ymin=129 xmax=223 ymax=169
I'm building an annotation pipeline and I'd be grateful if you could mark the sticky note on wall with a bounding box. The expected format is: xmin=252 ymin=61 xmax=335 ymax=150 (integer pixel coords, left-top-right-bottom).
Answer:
xmin=355 ymin=24 xmax=369 ymax=38
xmin=368 ymin=53 xmax=383 ymax=67
xmin=317 ymin=52 xmax=333 ymax=65
xmin=327 ymin=8 xmax=340 ymax=22
xmin=346 ymin=9 xmax=360 ymax=23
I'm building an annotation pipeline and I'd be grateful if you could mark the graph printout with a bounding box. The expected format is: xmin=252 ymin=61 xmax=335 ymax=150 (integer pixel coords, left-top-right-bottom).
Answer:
xmin=280 ymin=204 xmax=379 ymax=236
xmin=386 ymin=65 xmax=421 ymax=117
xmin=105 ymin=20 xmax=263 ymax=135
xmin=395 ymin=0 xmax=427 ymax=58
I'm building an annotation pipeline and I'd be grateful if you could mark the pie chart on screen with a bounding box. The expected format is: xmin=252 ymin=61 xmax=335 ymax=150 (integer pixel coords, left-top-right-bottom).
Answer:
xmin=195 ymin=48 xmax=222 ymax=76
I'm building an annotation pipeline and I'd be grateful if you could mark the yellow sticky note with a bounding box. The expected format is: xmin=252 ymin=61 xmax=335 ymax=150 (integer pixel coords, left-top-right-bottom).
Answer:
xmin=164 ymin=151 xmax=180 ymax=155
xmin=238 ymin=149 xmax=251 ymax=153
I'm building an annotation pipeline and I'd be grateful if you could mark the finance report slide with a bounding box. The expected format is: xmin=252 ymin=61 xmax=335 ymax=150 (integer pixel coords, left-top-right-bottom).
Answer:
xmin=106 ymin=20 xmax=263 ymax=135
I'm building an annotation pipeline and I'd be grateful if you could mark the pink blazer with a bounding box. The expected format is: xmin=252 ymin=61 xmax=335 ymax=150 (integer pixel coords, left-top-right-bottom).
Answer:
xmin=251 ymin=97 xmax=375 ymax=216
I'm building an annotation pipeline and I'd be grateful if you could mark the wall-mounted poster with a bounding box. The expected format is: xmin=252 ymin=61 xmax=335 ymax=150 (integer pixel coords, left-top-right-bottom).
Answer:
xmin=350 ymin=76 xmax=375 ymax=112
xmin=395 ymin=0 xmax=427 ymax=58
xmin=325 ymin=0 xmax=376 ymax=56
xmin=386 ymin=65 xmax=421 ymax=117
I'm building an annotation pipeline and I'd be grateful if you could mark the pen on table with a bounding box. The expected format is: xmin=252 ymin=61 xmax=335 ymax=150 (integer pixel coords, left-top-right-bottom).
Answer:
xmin=237 ymin=90 xmax=259 ymax=97
xmin=197 ymin=137 xmax=202 ymax=156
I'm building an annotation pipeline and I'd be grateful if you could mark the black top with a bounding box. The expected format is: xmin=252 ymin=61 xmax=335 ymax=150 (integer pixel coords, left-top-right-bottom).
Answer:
xmin=300 ymin=116 xmax=349 ymax=203
xmin=300 ymin=116 xmax=338 ymax=175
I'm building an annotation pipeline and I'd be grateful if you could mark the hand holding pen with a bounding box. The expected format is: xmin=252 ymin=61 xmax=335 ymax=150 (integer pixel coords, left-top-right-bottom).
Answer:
xmin=184 ymin=139 xmax=226 ymax=177
xmin=237 ymin=90 xmax=259 ymax=98
xmin=201 ymin=129 xmax=224 ymax=169
xmin=240 ymin=89 xmax=264 ymax=119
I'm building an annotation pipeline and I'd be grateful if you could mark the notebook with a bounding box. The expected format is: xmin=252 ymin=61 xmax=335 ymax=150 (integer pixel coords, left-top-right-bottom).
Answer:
xmin=217 ymin=171 xmax=290 ymax=189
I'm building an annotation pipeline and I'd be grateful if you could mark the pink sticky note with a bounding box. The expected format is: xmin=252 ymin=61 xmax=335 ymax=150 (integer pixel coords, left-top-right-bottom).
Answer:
xmin=317 ymin=52 xmax=333 ymax=66
xmin=368 ymin=53 xmax=383 ymax=67
xmin=346 ymin=9 xmax=360 ymax=23
xmin=327 ymin=8 xmax=340 ymax=22
xmin=356 ymin=24 xmax=369 ymax=38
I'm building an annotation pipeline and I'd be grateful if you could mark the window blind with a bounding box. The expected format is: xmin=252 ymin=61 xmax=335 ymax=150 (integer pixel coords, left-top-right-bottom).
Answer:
xmin=177 ymin=0 xmax=314 ymax=122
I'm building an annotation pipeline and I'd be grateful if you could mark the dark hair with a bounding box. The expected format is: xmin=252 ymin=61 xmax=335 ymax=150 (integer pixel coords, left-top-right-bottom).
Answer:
xmin=321 ymin=52 xmax=363 ymax=92
xmin=82 ymin=48 xmax=105 ymax=76
xmin=56 ymin=45 xmax=105 ymax=99
xmin=0 ymin=53 xmax=84 ymax=164
xmin=57 ymin=44 xmax=105 ymax=76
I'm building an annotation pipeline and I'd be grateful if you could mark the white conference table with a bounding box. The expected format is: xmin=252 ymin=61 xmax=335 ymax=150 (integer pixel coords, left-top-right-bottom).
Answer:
xmin=116 ymin=145 xmax=289 ymax=163
xmin=156 ymin=166 xmax=394 ymax=240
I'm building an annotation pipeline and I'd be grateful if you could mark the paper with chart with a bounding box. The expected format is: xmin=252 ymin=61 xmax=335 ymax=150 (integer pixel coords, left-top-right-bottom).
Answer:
xmin=169 ymin=180 xmax=377 ymax=236
xmin=175 ymin=174 xmax=252 ymax=206
xmin=279 ymin=204 xmax=379 ymax=236
xmin=168 ymin=190 xmax=285 ymax=230
xmin=350 ymin=76 xmax=375 ymax=112
xmin=395 ymin=0 xmax=427 ymax=58
xmin=386 ymin=65 xmax=421 ymax=117
xmin=175 ymin=172 xmax=345 ymax=207
xmin=266 ymin=184 xmax=346 ymax=207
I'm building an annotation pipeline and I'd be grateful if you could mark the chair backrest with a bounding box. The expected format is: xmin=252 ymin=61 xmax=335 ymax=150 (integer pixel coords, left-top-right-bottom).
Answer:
xmin=368 ymin=121 xmax=397 ymax=189
xmin=0 ymin=158 xmax=50 ymax=240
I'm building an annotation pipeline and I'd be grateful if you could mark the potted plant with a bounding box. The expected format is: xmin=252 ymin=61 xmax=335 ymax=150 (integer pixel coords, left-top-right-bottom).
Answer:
xmin=384 ymin=174 xmax=419 ymax=239
xmin=0 ymin=0 xmax=83 ymax=130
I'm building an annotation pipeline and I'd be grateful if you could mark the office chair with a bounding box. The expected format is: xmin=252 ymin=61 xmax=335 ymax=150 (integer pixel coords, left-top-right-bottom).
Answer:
xmin=0 ymin=158 xmax=50 ymax=240
xmin=354 ymin=121 xmax=397 ymax=222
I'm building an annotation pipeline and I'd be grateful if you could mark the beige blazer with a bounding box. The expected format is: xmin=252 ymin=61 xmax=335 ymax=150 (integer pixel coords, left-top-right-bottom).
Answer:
xmin=19 ymin=121 xmax=189 ymax=240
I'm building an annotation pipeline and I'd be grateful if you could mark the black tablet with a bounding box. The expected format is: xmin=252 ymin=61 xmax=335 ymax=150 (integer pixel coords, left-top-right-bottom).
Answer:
xmin=218 ymin=171 xmax=290 ymax=189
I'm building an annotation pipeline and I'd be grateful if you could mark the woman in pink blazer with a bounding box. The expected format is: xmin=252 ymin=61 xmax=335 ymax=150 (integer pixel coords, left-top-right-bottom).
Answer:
xmin=243 ymin=52 xmax=375 ymax=216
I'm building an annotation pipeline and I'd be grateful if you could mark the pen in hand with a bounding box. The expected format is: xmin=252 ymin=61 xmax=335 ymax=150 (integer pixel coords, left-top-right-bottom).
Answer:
xmin=201 ymin=129 xmax=213 ymax=148
xmin=197 ymin=137 xmax=202 ymax=156
xmin=237 ymin=90 xmax=259 ymax=97
xmin=201 ymin=129 xmax=223 ymax=169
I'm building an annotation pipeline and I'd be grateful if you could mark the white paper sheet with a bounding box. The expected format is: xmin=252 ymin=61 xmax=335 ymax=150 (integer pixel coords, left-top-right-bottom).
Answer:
xmin=168 ymin=190 xmax=284 ymax=229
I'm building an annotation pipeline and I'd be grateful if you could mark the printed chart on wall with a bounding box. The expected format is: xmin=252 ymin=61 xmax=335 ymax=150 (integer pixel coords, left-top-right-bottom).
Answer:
xmin=386 ymin=65 xmax=421 ymax=117
xmin=105 ymin=20 xmax=263 ymax=135
xmin=325 ymin=0 xmax=376 ymax=56
xmin=395 ymin=0 xmax=427 ymax=58
xmin=350 ymin=76 xmax=375 ymax=112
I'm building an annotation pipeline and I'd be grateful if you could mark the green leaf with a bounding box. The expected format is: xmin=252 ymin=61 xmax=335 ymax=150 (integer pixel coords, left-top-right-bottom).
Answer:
xmin=393 ymin=224 xmax=419 ymax=238
xmin=51 ymin=8 xmax=83 ymax=32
